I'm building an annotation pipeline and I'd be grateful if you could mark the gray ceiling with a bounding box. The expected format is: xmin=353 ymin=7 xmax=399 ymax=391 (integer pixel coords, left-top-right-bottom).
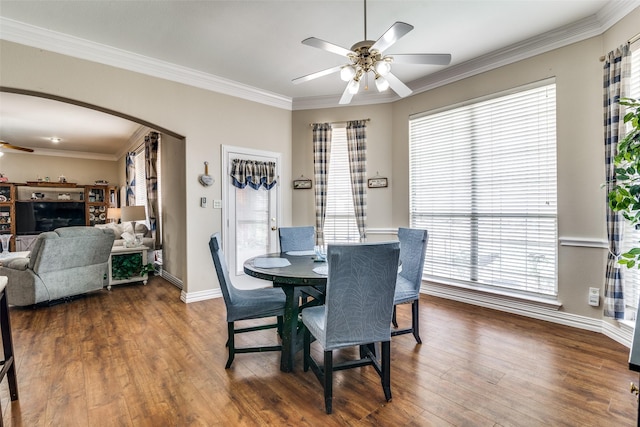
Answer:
xmin=0 ymin=0 xmax=637 ymax=156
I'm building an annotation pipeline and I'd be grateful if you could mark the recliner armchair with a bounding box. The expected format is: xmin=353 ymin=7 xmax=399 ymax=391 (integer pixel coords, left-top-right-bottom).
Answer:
xmin=0 ymin=226 xmax=116 ymax=306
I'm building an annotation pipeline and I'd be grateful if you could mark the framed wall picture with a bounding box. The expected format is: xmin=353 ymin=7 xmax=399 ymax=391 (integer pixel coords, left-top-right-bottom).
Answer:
xmin=293 ymin=178 xmax=312 ymax=189
xmin=368 ymin=177 xmax=388 ymax=188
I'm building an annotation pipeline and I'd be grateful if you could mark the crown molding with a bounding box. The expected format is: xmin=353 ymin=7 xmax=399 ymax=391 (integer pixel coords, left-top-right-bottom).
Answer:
xmin=0 ymin=17 xmax=293 ymax=111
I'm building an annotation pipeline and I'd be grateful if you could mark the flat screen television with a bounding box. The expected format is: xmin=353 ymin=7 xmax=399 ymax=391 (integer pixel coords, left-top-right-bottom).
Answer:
xmin=15 ymin=201 xmax=86 ymax=235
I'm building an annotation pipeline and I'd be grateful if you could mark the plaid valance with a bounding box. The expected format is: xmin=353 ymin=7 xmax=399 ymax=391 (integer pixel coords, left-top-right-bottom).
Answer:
xmin=230 ymin=158 xmax=277 ymax=190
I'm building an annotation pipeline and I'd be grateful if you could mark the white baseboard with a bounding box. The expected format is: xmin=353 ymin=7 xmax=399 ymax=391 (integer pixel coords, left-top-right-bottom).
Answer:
xmin=422 ymin=282 xmax=633 ymax=348
xmin=180 ymin=287 xmax=222 ymax=303
xmin=160 ymin=270 xmax=183 ymax=289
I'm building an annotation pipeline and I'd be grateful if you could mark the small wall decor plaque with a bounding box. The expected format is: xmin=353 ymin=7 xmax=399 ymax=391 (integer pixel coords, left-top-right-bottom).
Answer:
xmin=293 ymin=176 xmax=312 ymax=189
xmin=368 ymin=173 xmax=388 ymax=188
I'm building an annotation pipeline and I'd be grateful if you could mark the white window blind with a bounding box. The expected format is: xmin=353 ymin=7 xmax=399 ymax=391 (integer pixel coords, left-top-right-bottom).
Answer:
xmin=134 ymin=149 xmax=148 ymax=223
xmin=323 ymin=127 xmax=360 ymax=243
xmin=621 ymin=47 xmax=640 ymax=314
xmin=409 ymin=81 xmax=558 ymax=296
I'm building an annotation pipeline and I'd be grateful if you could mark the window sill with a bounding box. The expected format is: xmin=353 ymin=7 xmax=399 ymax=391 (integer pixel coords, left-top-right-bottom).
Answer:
xmin=422 ymin=278 xmax=562 ymax=312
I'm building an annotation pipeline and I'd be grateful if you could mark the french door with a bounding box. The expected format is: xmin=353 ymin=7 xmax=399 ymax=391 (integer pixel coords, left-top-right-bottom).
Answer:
xmin=222 ymin=145 xmax=280 ymax=289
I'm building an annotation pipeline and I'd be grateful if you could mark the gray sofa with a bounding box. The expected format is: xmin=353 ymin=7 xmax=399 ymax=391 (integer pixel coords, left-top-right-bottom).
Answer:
xmin=0 ymin=226 xmax=115 ymax=306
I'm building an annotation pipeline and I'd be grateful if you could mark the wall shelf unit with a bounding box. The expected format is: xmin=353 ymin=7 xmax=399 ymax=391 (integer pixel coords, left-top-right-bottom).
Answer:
xmin=0 ymin=183 xmax=16 ymax=252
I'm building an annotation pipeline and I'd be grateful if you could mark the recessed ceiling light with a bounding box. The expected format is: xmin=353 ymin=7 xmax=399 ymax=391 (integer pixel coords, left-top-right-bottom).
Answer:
xmin=50 ymin=137 xmax=61 ymax=143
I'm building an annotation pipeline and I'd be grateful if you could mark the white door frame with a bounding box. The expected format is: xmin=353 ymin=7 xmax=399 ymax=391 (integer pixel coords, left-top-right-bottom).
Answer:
xmin=221 ymin=145 xmax=282 ymax=285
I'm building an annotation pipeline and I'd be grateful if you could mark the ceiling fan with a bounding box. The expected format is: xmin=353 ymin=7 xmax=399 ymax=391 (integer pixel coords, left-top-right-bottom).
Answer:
xmin=0 ymin=140 xmax=34 ymax=153
xmin=292 ymin=0 xmax=452 ymax=104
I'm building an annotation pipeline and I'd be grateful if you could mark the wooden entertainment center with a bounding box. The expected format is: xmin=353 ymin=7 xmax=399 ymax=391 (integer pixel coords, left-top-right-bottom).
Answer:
xmin=0 ymin=182 xmax=118 ymax=252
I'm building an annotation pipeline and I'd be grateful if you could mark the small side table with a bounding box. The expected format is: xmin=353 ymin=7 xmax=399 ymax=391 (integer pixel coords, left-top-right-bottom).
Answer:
xmin=107 ymin=246 xmax=148 ymax=290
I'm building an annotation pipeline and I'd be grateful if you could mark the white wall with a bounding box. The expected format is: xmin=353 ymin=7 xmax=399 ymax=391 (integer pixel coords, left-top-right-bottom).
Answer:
xmin=0 ymin=40 xmax=292 ymax=299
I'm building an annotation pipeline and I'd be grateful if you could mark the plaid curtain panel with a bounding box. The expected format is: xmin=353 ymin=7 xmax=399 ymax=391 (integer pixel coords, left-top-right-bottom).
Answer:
xmin=125 ymin=151 xmax=136 ymax=206
xmin=145 ymin=132 xmax=161 ymax=247
xmin=313 ymin=123 xmax=332 ymax=245
xmin=230 ymin=159 xmax=277 ymax=190
xmin=603 ymin=43 xmax=631 ymax=319
xmin=346 ymin=120 xmax=368 ymax=241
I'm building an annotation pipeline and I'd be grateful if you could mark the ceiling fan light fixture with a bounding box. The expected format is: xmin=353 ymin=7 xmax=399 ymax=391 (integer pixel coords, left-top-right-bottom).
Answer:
xmin=375 ymin=75 xmax=390 ymax=92
xmin=347 ymin=78 xmax=360 ymax=95
xmin=374 ymin=60 xmax=391 ymax=76
xmin=340 ymin=65 xmax=357 ymax=82
xmin=49 ymin=137 xmax=61 ymax=143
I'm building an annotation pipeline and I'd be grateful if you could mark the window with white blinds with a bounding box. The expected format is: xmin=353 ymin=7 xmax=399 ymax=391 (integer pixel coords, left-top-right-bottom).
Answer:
xmin=621 ymin=47 xmax=640 ymax=314
xmin=134 ymin=149 xmax=149 ymax=224
xmin=323 ymin=127 xmax=360 ymax=243
xmin=409 ymin=81 xmax=558 ymax=296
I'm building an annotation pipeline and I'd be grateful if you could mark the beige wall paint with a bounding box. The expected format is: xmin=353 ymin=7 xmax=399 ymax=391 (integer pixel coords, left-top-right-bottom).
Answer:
xmin=291 ymin=7 xmax=640 ymax=321
xmin=0 ymin=40 xmax=292 ymax=297
xmin=0 ymin=151 xmax=119 ymax=184
xmin=160 ymin=134 xmax=186 ymax=282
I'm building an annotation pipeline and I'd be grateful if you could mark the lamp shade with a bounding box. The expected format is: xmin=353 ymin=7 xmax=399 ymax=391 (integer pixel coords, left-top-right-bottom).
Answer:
xmin=121 ymin=205 xmax=146 ymax=222
xmin=106 ymin=207 xmax=121 ymax=220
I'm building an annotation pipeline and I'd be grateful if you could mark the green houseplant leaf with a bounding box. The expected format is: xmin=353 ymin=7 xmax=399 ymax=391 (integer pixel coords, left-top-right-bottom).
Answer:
xmin=608 ymin=98 xmax=640 ymax=268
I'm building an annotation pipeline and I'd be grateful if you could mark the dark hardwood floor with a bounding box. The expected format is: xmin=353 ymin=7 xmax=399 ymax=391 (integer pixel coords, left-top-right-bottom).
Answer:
xmin=0 ymin=276 xmax=637 ymax=426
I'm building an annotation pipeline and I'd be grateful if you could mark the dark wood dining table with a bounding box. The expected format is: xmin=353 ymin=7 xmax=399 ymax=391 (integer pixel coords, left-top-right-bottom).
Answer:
xmin=243 ymin=252 xmax=327 ymax=372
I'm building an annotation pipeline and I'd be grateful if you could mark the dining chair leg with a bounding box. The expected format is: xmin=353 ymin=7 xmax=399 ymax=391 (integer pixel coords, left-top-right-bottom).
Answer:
xmin=225 ymin=322 xmax=235 ymax=369
xmin=303 ymin=327 xmax=310 ymax=372
xmin=324 ymin=350 xmax=333 ymax=414
xmin=392 ymin=305 xmax=398 ymax=328
xmin=0 ymin=287 xmax=17 ymax=403
xmin=412 ymin=300 xmax=422 ymax=344
xmin=381 ymin=341 xmax=392 ymax=402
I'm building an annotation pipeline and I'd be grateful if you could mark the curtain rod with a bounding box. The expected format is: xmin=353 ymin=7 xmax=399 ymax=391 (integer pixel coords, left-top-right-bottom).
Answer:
xmin=599 ymin=32 xmax=640 ymax=62
xmin=309 ymin=118 xmax=370 ymax=127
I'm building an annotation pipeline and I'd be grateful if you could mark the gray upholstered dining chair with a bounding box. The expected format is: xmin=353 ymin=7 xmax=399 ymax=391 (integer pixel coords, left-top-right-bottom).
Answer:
xmin=208 ymin=233 xmax=285 ymax=368
xmin=302 ymin=241 xmax=400 ymax=414
xmin=391 ymin=227 xmax=429 ymax=343
xmin=278 ymin=226 xmax=315 ymax=252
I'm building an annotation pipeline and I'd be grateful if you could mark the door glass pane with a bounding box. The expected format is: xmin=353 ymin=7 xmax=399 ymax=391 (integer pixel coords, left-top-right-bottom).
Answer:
xmin=234 ymin=186 xmax=271 ymax=274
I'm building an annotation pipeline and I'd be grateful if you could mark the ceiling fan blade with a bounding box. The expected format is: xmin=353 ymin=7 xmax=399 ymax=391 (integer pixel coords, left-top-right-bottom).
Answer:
xmin=371 ymin=22 xmax=414 ymax=54
xmin=339 ymin=84 xmax=355 ymax=105
xmin=302 ymin=37 xmax=355 ymax=57
xmin=0 ymin=141 xmax=34 ymax=153
xmin=292 ymin=65 xmax=343 ymax=85
xmin=391 ymin=53 xmax=452 ymax=66
xmin=385 ymin=72 xmax=413 ymax=98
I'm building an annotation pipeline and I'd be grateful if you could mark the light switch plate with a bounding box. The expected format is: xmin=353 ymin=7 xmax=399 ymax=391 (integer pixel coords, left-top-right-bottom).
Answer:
xmin=200 ymin=197 xmax=207 ymax=208
xmin=588 ymin=287 xmax=600 ymax=307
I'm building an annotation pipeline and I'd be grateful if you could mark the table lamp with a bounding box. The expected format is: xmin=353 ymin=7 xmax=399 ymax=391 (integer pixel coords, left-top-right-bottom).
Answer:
xmin=121 ymin=206 xmax=146 ymax=245
xmin=106 ymin=207 xmax=121 ymax=224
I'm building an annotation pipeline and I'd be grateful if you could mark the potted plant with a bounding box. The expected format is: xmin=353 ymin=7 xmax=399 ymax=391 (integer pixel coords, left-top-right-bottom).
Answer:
xmin=111 ymin=252 xmax=154 ymax=280
xmin=608 ymin=97 xmax=640 ymax=267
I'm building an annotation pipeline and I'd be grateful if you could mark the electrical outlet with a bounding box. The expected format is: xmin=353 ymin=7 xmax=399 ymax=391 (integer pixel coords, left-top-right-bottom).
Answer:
xmin=588 ymin=287 xmax=600 ymax=307
xmin=213 ymin=199 xmax=222 ymax=209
